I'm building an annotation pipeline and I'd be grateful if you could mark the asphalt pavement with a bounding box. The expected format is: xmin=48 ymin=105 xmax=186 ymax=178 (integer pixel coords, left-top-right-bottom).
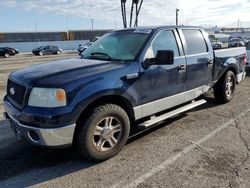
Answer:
xmin=0 ymin=54 xmax=250 ymax=188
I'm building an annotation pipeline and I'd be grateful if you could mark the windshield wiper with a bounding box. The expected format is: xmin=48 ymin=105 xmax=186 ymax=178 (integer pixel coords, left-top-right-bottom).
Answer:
xmin=91 ymin=52 xmax=113 ymax=60
xmin=83 ymin=52 xmax=123 ymax=61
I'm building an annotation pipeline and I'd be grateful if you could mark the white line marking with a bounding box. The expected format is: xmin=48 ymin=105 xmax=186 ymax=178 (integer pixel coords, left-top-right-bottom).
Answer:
xmin=112 ymin=108 xmax=250 ymax=188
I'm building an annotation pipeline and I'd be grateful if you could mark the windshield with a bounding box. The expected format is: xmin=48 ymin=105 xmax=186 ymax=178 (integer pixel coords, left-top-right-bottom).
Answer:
xmin=82 ymin=32 xmax=149 ymax=61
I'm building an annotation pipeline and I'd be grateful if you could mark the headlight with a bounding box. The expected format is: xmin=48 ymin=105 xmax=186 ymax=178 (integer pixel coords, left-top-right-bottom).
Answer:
xmin=28 ymin=87 xmax=66 ymax=107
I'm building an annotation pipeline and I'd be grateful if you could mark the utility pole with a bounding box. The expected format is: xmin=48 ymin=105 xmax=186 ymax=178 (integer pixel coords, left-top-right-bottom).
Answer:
xmin=237 ymin=19 xmax=240 ymax=31
xmin=91 ymin=19 xmax=94 ymax=31
xmin=176 ymin=8 xmax=179 ymax=26
xmin=91 ymin=19 xmax=94 ymax=41
xmin=34 ymin=20 xmax=38 ymax=32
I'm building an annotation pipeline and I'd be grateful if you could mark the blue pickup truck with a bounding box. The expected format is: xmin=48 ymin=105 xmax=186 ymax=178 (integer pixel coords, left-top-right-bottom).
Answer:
xmin=3 ymin=26 xmax=246 ymax=161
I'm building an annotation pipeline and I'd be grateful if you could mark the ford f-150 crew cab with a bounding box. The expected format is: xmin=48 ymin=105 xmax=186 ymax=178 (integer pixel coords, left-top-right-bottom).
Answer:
xmin=3 ymin=26 xmax=247 ymax=161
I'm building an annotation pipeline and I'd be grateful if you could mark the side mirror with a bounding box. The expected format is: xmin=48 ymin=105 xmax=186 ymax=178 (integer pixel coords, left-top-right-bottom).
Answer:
xmin=155 ymin=50 xmax=174 ymax=65
xmin=143 ymin=50 xmax=174 ymax=68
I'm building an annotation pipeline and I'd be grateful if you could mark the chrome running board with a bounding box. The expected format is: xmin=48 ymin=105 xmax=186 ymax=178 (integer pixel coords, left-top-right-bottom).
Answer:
xmin=138 ymin=99 xmax=206 ymax=128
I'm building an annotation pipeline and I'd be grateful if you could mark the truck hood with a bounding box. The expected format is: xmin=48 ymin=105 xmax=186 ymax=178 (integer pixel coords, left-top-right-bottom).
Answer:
xmin=10 ymin=58 xmax=126 ymax=87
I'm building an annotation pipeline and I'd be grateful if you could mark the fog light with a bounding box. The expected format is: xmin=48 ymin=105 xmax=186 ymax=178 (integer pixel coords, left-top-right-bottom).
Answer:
xmin=28 ymin=130 xmax=39 ymax=142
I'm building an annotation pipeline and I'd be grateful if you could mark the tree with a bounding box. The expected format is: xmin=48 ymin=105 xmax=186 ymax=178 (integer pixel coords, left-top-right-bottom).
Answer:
xmin=120 ymin=0 xmax=143 ymax=28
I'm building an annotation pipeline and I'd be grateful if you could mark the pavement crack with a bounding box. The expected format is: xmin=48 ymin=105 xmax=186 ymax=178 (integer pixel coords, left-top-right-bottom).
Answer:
xmin=229 ymin=111 xmax=250 ymax=177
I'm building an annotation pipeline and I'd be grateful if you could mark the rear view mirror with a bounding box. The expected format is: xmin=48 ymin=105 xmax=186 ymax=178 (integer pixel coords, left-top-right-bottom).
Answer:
xmin=143 ymin=50 xmax=174 ymax=68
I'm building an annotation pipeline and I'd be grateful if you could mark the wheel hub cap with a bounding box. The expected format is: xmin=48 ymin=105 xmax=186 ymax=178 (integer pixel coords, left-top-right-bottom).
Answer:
xmin=93 ymin=116 xmax=122 ymax=151
xmin=102 ymin=128 xmax=113 ymax=140
xmin=226 ymin=76 xmax=234 ymax=97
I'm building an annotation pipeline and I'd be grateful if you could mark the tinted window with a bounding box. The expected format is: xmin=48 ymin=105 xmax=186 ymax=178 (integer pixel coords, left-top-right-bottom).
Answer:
xmin=246 ymin=43 xmax=250 ymax=50
xmin=182 ymin=30 xmax=208 ymax=55
xmin=145 ymin=30 xmax=180 ymax=59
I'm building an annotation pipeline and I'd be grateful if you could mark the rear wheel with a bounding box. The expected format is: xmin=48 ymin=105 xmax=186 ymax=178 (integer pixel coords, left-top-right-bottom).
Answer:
xmin=77 ymin=104 xmax=130 ymax=161
xmin=214 ymin=70 xmax=236 ymax=103
xmin=39 ymin=51 xmax=44 ymax=56
xmin=4 ymin=53 xmax=10 ymax=58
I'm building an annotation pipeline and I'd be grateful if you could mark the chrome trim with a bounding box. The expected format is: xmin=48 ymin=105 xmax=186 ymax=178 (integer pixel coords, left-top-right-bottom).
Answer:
xmin=133 ymin=85 xmax=210 ymax=120
xmin=138 ymin=99 xmax=206 ymax=128
xmin=126 ymin=73 xmax=139 ymax=79
xmin=7 ymin=113 xmax=76 ymax=147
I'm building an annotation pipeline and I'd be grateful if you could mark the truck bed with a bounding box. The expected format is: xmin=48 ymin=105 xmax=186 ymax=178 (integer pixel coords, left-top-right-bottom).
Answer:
xmin=213 ymin=47 xmax=246 ymax=82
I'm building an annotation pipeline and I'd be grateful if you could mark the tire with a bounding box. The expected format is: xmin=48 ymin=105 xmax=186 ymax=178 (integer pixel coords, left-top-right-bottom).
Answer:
xmin=56 ymin=50 xmax=61 ymax=55
xmin=77 ymin=104 xmax=130 ymax=161
xmin=214 ymin=70 xmax=236 ymax=103
xmin=4 ymin=53 xmax=10 ymax=58
xmin=39 ymin=51 xmax=44 ymax=56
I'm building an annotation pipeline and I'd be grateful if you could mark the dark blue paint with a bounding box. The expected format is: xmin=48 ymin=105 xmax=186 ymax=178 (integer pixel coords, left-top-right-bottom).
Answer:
xmin=3 ymin=26 xmax=246 ymax=129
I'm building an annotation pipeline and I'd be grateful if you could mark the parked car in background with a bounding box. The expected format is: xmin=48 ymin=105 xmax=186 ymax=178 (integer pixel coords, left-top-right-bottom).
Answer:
xmin=211 ymin=40 xmax=222 ymax=49
xmin=246 ymin=42 xmax=250 ymax=67
xmin=0 ymin=47 xmax=18 ymax=58
xmin=228 ymin=37 xmax=245 ymax=47
xmin=5 ymin=47 xmax=19 ymax=54
xmin=32 ymin=45 xmax=62 ymax=56
xmin=78 ymin=37 xmax=101 ymax=55
xmin=78 ymin=42 xmax=93 ymax=55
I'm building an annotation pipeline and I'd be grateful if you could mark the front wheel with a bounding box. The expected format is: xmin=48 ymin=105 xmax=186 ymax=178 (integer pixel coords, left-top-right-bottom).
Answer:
xmin=77 ymin=104 xmax=130 ymax=161
xmin=214 ymin=70 xmax=236 ymax=103
xmin=4 ymin=53 xmax=10 ymax=58
xmin=56 ymin=50 xmax=61 ymax=55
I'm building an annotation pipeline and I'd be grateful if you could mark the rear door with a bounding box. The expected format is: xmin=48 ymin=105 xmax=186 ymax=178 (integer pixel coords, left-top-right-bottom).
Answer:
xmin=51 ymin=46 xmax=58 ymax=54
xmin=179 ymin=29 xmax=214 ymax=91
xmin=45 ymin=46 xmax=52 ymax=54
xmin=138 ymin=29 xmax=187 ymax=118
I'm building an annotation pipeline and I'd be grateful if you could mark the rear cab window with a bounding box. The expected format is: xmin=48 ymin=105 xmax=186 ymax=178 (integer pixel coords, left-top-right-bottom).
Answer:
xmin=182 ymin=29 xmax=208 ymax=55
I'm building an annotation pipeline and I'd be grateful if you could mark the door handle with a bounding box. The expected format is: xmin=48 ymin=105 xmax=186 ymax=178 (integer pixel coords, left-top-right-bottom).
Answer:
xmin=208 ymin=59 xmax=213 ymax=65
xmin=179 ymin=64 xmax=186 ymax=71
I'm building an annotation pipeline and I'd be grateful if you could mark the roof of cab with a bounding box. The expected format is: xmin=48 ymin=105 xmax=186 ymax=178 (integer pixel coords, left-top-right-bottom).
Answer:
xmin=114 ymin=25 xmax=203 ymax=33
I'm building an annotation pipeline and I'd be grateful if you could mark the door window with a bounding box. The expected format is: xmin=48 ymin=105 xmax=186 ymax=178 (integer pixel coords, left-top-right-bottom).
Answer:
xmin=182 ymin=29 xmax=208 ymax=55
xmin=144 ymin=30 xmax=180 ymax=59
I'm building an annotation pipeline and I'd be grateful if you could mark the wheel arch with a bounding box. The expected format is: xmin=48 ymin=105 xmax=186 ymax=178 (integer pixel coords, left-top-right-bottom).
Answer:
xmin=73 ymin=94 xmax=135 ymax=142
xmin=215 ymin=66 xmax=237 ymax=85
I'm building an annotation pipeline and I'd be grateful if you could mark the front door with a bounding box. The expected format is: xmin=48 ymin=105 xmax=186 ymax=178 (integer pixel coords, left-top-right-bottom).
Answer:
xmin=139 ymin=29 xmax=187 ymax=118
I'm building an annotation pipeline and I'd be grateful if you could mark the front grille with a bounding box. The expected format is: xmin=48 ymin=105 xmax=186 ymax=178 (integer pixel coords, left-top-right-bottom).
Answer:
xmin=7 ymin=79 xmax=27 ymax=108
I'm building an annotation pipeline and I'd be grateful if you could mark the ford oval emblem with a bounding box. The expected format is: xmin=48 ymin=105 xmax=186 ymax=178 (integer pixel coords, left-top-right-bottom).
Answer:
xmin=10 ymin=88 xmax=15 ymax=95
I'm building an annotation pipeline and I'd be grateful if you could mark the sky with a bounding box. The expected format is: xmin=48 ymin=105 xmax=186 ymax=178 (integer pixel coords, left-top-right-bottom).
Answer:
xmin=0 ymin=0 xmax=250 ymax=32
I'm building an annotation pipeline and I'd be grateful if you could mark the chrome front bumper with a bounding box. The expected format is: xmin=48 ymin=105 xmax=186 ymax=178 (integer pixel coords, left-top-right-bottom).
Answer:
xmin=4 ymin=112 xmax=76 ymax=147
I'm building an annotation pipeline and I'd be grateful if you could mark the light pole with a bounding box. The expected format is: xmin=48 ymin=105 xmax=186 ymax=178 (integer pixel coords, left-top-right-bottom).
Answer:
xmin=176 ymin=8 xmax=179 ymax=26
xmin=91 ymin=19 xmax=94 ymax=41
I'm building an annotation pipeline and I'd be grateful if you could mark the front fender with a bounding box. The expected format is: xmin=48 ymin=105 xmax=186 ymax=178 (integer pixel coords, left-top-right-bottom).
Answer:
xmin=69 ymin=76 xmax=141 ymax=118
